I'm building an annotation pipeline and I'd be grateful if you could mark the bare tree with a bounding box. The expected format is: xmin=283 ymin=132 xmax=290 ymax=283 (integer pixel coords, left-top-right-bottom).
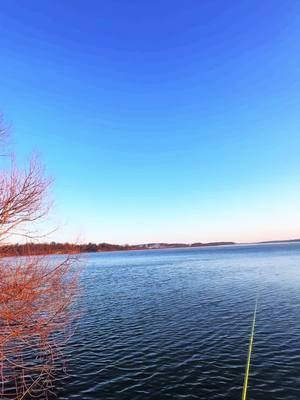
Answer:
xmin=0 ymin=115 xmax=79 ymax=399
xmin=0 ymin=156 xmax=51 ymax=242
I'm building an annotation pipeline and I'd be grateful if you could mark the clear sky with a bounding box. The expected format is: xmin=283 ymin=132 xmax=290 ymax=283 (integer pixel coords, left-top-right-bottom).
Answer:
xmin=0 ymin=1 xmax=299 ymax=244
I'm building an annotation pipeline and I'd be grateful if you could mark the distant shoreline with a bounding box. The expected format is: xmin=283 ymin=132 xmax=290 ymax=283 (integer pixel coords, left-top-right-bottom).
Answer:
xmin=0 ymin=241 xmax=235 ymax=257
xmin=0 ymin=239 xmax=299 ymax=258
xmin=258 ymin=238 xmax=300 ymax=244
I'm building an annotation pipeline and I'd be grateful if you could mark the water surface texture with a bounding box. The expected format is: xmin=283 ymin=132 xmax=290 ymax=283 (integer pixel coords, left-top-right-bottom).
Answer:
xmin=56 ymin=243 xmax=300 ymax=399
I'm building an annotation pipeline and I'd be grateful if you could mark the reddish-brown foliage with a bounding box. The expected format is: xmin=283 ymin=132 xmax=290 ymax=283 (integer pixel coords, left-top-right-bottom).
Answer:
xmin=0 ymin=116 xmax=79 ymax=399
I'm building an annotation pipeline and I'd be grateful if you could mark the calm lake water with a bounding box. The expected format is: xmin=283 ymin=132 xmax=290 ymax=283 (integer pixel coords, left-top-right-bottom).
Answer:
xmin=56 ymin=242 xmax=300 ymax=400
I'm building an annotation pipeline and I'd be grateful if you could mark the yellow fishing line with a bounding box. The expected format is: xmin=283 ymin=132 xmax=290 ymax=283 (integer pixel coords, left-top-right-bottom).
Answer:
xmin=242 ymin=298 xmax=258 ymax=400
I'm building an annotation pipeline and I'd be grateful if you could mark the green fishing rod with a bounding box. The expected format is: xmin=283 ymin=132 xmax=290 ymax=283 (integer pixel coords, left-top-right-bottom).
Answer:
xmin=242 ymin=297 xmax=258 ymax=400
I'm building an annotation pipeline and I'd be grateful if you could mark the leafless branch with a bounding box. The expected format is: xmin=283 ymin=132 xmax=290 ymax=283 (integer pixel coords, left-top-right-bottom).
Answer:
xmin=0 ymin=116 xmax=79 ymax=399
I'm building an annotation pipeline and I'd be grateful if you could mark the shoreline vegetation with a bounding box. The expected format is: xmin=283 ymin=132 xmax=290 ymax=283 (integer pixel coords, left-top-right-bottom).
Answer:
xmin=1 ymin=239 xmax=299 ymax=258
xmin=0 ymin=116 xmax=78 ymax=399
xmin=0 ymin=241 xmax=235 ymax=257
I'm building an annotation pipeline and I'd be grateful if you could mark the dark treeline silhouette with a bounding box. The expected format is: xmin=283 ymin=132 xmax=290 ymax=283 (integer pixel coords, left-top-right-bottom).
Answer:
xmin=0 ymin=242 xmax=128 ymax=256
xmin=0 ymin=241 xmax=236 ymax=257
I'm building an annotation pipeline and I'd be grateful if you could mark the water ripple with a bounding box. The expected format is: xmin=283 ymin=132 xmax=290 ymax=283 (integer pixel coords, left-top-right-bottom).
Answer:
xmin=55 ymin=243 xmax=300 ymax=399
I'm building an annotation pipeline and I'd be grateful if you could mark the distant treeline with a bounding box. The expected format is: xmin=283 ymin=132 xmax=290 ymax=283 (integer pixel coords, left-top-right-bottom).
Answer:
xmin=0 ymin=242 xmax=130 ymax=257
xmin=258 ymin=239 xmax=300 ymax=244
xmin=0 ymin=241 xmax=236 ymax=257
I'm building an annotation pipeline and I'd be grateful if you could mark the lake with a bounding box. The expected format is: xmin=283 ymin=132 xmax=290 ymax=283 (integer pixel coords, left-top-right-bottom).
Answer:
xmin=55 ymin=242 xmax=300 ymax=399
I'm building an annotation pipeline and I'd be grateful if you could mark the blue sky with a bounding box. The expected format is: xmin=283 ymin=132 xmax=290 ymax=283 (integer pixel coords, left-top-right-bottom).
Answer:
xmin=0 ymin=0 xmax=299 ymax=244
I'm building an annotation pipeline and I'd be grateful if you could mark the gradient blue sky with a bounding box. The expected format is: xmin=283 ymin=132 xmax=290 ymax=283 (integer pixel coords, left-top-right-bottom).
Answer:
xmin=0 ymin=1 xmax=299 ymax=244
